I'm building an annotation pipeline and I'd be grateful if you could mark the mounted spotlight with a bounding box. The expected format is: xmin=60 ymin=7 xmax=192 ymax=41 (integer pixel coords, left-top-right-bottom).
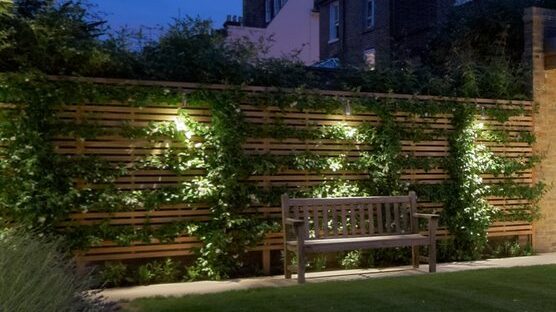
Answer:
xmin=344 ymin=100 xmax=352 ymax=116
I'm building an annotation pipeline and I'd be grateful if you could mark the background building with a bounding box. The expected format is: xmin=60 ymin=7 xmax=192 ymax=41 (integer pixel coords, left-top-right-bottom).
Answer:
xmin=316 ymin=0 xmax=459 ymax=69
xmin=225 ymin=0 xmax=320 ymax=65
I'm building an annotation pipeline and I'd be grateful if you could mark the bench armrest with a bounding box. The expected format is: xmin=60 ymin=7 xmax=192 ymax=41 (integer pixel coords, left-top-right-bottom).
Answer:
xmin=413 ymin=213 xmax=439 ymax=241
xmin=285 ymin=218 xmax=304 ymax=227
xmin=283 ymin=218 xmax=306 ymax=244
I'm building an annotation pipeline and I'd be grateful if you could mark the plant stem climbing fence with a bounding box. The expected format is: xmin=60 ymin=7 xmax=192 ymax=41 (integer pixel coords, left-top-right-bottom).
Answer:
xmin=0 ymin=74 xmax=543 ymax=279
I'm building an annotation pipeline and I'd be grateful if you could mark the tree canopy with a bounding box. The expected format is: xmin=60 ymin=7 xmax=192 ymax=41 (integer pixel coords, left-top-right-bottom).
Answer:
xmin=0 ymin=0 xmax=547 ymax=98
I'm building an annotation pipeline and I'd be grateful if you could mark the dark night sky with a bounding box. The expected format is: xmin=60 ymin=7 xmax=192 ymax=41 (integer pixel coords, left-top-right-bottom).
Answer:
xmin=88 ymin=0 xmax=242 ymax=31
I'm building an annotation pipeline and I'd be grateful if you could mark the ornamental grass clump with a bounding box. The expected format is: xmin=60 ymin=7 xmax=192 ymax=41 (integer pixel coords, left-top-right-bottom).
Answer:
xmin=0 ymin=228 xmax=114 ymax=312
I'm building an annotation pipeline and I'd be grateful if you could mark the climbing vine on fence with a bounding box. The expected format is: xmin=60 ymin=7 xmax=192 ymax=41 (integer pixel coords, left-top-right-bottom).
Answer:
xmin=445 ymin=105 xmax=497 ymax=259
xmin=0 ymin=72 xmax=546 ymax=279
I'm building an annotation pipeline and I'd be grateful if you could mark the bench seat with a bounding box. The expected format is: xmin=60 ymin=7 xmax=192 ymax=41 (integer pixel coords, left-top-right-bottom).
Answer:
xmin=286 ymin=234 xmax=430 ymax=253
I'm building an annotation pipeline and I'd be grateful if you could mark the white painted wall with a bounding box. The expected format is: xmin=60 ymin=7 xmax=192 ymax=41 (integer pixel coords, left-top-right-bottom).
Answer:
xmin=226 ymin=0 xmax=320 ymax=65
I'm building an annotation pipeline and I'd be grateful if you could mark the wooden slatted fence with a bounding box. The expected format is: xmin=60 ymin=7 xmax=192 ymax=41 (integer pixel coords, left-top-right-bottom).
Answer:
xmin=38 ymin=77 xmax=537 ymax=271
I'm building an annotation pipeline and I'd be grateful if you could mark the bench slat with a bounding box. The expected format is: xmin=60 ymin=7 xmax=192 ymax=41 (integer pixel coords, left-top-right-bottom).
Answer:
xmin=303 ymin=207 xmax=310 ymax=239
xmin=341 ymin=207 xmax=348 ymax=236
xmin=377 ymin=203 xmax=384 ymax=234
xmin=401 ymin=203 xmax=408 ymax=233
xmin=350 ymin=206 xmax=357 ymax=236
xmin=394 ymin=203 xmax=400 ymax=233
xmin=323 ymin=205 xmax=329 ymax=238
xmin=293 ymin=206 xmax=299 ymax=219
xmin=359 ymin=204 xmax=365 ymax=235
xmin=368 ymin=204 xmax=375 ymax=235
xmin=332 ymin=208 xmax=338 ymax=238
xmin=385 ymin=203 xmax=392 ymax=233
xmin=410 ymin=192 xmax=418 ymax=233
xmin=313 ymin=206 xmax=318 ymax=239
xmin=286 ymin=234 xmax=429 ymax=253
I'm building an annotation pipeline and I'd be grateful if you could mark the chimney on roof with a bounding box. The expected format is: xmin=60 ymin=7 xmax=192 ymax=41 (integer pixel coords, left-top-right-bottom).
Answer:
xmin=223 ymin=14 xmax=242 ymax=28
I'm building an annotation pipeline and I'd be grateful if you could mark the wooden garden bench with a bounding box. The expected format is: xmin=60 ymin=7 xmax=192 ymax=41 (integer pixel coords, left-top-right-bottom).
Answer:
xmin=281 ymin=191 xmax=439 ymax=283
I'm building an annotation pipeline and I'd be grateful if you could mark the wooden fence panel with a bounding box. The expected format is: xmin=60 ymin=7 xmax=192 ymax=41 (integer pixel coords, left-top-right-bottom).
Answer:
xmin=33 ymin=78 xmax=537 ymax=269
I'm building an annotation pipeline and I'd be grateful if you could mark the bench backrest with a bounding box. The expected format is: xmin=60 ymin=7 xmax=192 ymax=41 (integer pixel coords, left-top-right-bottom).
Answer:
xmin=282 ymin=192 xmax=418 ymax=240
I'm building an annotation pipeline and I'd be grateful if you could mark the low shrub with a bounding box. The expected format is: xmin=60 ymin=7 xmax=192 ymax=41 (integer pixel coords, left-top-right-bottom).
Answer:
xmin=0 ymin=228 xmax=114 ymax=312
xmin=149 ymin=259 xmax=181 ymax=284
xmin=310 ymin=255 xmax=327 ymax=272
xmin=98 ymin=258 xmax=184 ymax=286
xmin=99 ymin=262 xmax=128 ymax=287
xmin=486 ymin=239 xmax=533 ymax=258
xmin=135 ymin=263 xmax=157 ymax=285
xmin=340 ymin=250 xmax=362 ymax=270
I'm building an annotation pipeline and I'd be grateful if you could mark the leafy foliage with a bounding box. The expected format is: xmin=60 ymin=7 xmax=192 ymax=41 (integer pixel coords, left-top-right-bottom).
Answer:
xmin=340 ymin=250 xmax=363 ymax=270
xmin=0 ymin=0 xmax=537 ymax=99
xmin=0 ymin=74 xmax=80 ymax=229
xmin=445 ymin=105 xmax=496 ymax=259
xmin=0 ymin=0 xmax=109 ymax=75
xmin=98 ymin=262 xmax=128 ymax=287
xmin=183 ymin=91 xmax=277 ymax=279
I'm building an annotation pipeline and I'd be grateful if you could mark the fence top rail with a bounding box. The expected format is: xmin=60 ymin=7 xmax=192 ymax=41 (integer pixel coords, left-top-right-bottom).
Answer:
xmin=46 ymin=75 xmax=534 ymax=106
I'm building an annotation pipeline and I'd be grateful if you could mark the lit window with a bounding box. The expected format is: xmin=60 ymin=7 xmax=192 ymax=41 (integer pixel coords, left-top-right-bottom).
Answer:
xmin=265 ymin=0 xmax=272 ymax=23
xmin=364 ymin=48 xmax=376 ymax=70
xmin=366 ymin=0 xmax=375 ymax=29
xmin=329 ymin=1 xmax=340 ymax=41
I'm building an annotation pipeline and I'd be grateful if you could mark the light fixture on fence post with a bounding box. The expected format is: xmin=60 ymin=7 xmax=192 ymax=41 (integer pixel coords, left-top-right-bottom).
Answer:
xmin=344 ymin=99 xmax=352 ymax=116
xmin=181 ymin=93 xmax=187 ymax=108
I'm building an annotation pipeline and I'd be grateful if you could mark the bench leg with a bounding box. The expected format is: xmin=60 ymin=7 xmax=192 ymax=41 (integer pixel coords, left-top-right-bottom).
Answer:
xmin=429 ymin=241 xmax=437 ymax=273
xmin=263 ymin=250 xmax=271 ymax=275
xmin=412 ymin=246 xmax=420 ymax=269
xmin=297 ymin=245 xmax=306 ymax=284
xmin=284 ymin=249 xmax=292 ymax=279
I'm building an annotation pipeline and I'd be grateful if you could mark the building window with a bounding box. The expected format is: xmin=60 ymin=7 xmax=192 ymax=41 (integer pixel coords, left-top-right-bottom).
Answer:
xmin=274 ymin=0 xmax=281 ymax=16
xmin=329 ymin=1 xmax=340 ymax=42
xmin=266 ymin=0 xmax=288 ymax=23
xmin=364 ymin=48 xmax=376 ymax=70
xmin=265 ymin=0 xmax=272 ymax=23
xmin=365 ymin=0 xmax=375 ymax=29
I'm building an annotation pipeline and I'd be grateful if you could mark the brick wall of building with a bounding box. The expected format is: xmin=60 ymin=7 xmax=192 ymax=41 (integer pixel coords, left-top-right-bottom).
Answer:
xmin=525 ymin=7 xmax=556 ymax=252
xmin=319 ymin=0 xmax=392 ymax=67
xmin=318 ymin=0 xmax=454 ymax=67
xmin=343 ymin=0 xmax=392 ymax=66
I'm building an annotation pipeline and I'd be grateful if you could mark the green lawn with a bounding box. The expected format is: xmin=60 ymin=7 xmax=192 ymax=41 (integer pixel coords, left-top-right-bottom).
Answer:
xmin=125 ymin=265 xmax=556 ymax=312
